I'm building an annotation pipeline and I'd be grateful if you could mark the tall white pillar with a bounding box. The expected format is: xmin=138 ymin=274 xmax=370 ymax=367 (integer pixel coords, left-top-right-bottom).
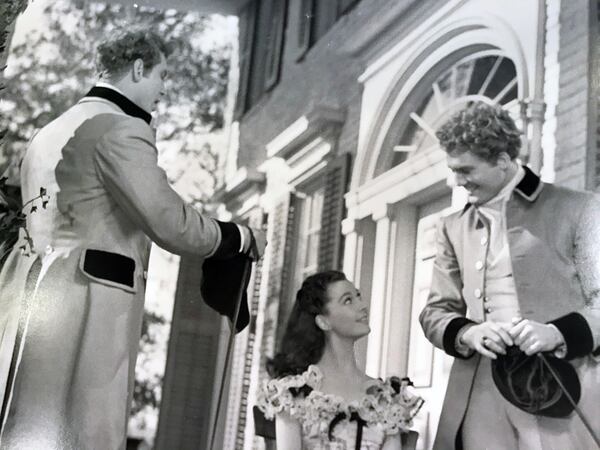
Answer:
xmin=342 ymin=217 xmax=360 ymax=282
xmin=365 ymin=204 xmax=396 ymax=378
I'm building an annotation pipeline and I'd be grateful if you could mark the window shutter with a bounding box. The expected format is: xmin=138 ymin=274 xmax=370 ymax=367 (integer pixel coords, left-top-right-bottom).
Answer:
xmin=264 ymin=0 xmax=287 ymax=91
xmin=258 ymin=193 xmax=298 ymax=353
xmin=234 ymin=216 xmax=265 ymax=447
xmin=234 ymin=1 xmax=257 ymax=120
xmin=318 ymin=153 xmax=350 ymax=271
xmin=294 ymin=0 xmax=313 ymax=61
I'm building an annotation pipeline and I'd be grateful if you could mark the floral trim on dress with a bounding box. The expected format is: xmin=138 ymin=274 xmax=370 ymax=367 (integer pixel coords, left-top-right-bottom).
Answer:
xmin=256 ymin=365 xmax=424 ymax=437
xmin=256 ymin=365 xmax=320 ymax=420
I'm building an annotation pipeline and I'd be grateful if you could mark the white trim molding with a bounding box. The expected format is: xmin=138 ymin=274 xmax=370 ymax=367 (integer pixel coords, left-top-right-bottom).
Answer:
xmin=265 ymin=105 xmax=345 ymax=160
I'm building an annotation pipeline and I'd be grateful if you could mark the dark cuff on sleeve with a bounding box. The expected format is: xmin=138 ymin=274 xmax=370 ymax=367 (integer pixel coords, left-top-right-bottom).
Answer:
xmin=443 ymin=317 xmax=476 ymax=358
xmin=547 ymin=312 xmax=594 ymax=360
xmin=211 ymin=220 xmax=242 ymax=260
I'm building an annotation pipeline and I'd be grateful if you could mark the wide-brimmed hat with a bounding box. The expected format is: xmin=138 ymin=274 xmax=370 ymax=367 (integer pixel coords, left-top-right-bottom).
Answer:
xmin=491 ymin=346 xmax=580 ymax=418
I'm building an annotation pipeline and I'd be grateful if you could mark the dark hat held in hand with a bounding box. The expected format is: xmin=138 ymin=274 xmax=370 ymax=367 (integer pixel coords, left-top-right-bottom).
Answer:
xmin=491 ymin=346 xmax=581 ymax=418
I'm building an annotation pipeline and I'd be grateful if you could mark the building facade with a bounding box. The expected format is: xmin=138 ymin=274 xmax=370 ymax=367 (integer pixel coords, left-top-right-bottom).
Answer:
xmin=155 ymin=0 xmax=599 ymax=449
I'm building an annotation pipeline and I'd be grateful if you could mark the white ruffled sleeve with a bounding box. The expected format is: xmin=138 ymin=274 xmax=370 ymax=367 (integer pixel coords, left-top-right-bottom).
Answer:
xmin=255 ymin=365 xmax=321 ymax=420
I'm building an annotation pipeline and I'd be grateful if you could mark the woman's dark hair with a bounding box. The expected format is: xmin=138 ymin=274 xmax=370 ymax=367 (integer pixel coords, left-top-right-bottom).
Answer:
xmin=435 ymin=102 xmax=522 ymax=162
xmin=267 ymin=270 xmax=347 ymax=379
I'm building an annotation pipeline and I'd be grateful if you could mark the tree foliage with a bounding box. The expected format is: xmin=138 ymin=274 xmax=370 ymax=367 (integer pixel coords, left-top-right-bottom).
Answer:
xmin=0 ymin=0 xmax=231 ymax=181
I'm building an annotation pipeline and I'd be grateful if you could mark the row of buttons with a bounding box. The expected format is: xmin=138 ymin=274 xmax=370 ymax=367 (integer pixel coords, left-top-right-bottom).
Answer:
xmin=475 ymin=233 xmax=488 ymax=272
xmin=473 ymin=289 xmax=492 ymax=313
xmin=473 ymin=289 xmax=490 ymax=302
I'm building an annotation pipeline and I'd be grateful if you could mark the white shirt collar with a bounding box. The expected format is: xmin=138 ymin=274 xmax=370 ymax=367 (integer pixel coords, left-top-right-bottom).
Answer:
xmin=482 ymin=163 xmax=525 ymax=207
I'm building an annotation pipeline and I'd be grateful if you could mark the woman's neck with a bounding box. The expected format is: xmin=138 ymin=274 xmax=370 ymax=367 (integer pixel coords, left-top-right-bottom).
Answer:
xmin=317 ymin=335 xmax=361 ymax=377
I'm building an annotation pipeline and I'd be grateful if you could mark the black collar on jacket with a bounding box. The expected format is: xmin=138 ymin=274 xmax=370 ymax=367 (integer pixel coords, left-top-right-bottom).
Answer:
xmin=461 ymin=165 xmax=543 ymax=215
xmin=84 ymin=86 xmax=152 ymax=124
xmin=513 ymin=165 xmax=543 ymax=201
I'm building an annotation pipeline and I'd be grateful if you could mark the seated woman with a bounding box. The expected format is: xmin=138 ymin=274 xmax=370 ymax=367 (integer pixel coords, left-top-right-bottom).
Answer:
xmin=257 ymin=270 xmax=423 ymax=450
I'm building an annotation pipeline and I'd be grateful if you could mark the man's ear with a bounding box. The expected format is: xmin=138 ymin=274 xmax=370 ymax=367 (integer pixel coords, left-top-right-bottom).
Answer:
xmin=315 ymin=314 xmax=330 ymax=331
xmin=496 ymin=151 xmax=511 ymax=170
xmin=132 ymin=58 xmax=145 ymax=82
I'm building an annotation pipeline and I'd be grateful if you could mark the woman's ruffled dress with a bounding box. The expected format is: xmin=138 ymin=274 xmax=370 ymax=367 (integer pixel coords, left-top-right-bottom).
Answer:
xmin=256 ymin=365 xmax=424 ymax=449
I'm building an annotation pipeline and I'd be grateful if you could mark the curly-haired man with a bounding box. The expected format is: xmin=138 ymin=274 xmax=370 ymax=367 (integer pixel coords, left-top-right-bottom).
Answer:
xmin=420 ymin=102 xmax=600 ymax=449
xmin=0 ymin=28 xmax=266 ymax=448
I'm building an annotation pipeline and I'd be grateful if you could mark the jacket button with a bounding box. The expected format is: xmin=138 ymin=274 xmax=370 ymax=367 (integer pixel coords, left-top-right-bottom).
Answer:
xmin=45 ymin=244 xmax=54 ymax=255
xmin=143 ymin=271 xmax=148 ymax=280
xmin=480 ymin=236 xmax=488 ymax=246
xmin=474 ymin=288 xmax=482 ymax=299
xmin=475 ymin=261 xmax=484 ymax=271
xmin=483 ymin=296 xmax=490 ymax=303
xmin=485 ymin=307 xmax=492 ymax=314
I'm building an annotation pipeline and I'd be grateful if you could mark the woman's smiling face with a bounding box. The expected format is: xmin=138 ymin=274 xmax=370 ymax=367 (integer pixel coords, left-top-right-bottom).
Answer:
xmin=320 ymin=279 xmax=370 ymax=339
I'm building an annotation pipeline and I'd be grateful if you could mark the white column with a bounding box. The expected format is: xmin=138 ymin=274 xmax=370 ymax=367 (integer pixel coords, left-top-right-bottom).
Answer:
xmin=541 ymin=0 xmax=560 ymax=182
xmin=342 ymin=217 xmax=360 ymax=283
xmin=365 ymin=204 xmax=396 ymax=378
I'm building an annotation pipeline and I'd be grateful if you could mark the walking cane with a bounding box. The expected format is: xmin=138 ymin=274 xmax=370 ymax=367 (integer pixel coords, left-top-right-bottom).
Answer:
xmin=208 ymin=256 xmax=253 ymax=450
xmin=537 ymin=353 xmax=600 ymax=448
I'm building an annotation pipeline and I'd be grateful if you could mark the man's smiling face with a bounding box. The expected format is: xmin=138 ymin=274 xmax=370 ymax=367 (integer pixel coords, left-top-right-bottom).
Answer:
xmin=447 ymin=150 xmax=509 ymax=205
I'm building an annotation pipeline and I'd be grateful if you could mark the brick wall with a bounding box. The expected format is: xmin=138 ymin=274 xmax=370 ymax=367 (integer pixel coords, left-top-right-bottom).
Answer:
xmin=554 ymin=0 xmax=595 ymax=190
xmin=594 ymin=0 xmax=600 ymax=190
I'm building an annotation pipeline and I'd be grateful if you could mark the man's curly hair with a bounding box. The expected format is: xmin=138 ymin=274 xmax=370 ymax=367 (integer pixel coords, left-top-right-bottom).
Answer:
xmin=96 ymin=28 xmax=172 ymax=79
xmin=435 ymin=102 xmax=522 ymax=162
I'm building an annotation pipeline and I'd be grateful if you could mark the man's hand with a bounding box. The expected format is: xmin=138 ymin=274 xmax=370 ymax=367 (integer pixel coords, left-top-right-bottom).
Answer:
xmin=461 ymin=321 xmax=513 ymax=359
xmin=508 ymin=318 xmax=564 ymax=355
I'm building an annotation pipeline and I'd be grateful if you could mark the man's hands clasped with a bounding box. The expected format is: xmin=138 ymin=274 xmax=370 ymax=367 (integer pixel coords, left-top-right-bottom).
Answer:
xmin=460 ymin=317 xmax=565 ymax=359
xmin=509 ymin=318 xmax=564 ymax=356
xmin=460 ymin=321 xmax=513 ymax=359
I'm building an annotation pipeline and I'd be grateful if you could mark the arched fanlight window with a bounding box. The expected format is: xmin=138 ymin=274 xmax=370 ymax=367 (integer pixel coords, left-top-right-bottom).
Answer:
xmin=375 ymin=51 xmax=521 ymax=175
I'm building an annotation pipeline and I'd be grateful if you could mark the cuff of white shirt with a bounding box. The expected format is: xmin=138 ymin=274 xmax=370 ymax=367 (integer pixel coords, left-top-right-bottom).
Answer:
xmin=235 ymin=224 xmax=247 ymax=253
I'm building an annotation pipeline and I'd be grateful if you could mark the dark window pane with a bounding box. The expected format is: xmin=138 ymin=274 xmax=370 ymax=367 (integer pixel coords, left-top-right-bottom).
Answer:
xmin=338 ymin=0 xmax=358 ymax=16
xmin=311 ymin=1 xmax=338 ymax=44
xmin=466 ymin=55 xmax=496 ymax=95
xmin=264 ymin=0 xmax=288 ymax=90
xmin=474 ymin=57 xmax=516 ymax=100
xmin=295 ymin=0 xmax=312 ymax=60
xmin=234 ymin=1 xmax=257 ymax=117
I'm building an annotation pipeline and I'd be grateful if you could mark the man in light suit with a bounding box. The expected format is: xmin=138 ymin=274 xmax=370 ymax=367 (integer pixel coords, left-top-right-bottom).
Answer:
xmin=419 ymin=103 xmax=600 ymax=449
xmin=0 ymin=29 xmax=266 ymax=449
